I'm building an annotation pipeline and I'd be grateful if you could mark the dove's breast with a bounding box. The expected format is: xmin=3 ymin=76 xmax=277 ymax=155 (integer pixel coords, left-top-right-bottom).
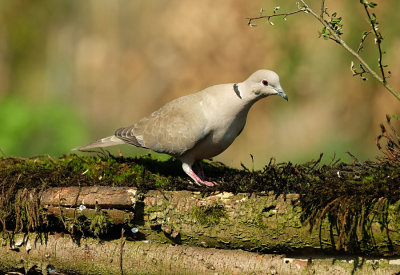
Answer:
xmin=179 ymin=91 xmax=251 ymax=161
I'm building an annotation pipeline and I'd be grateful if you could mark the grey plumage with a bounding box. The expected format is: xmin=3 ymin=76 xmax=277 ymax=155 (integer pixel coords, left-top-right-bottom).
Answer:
xmin=73 ymin=135 xmax=124 ymax=151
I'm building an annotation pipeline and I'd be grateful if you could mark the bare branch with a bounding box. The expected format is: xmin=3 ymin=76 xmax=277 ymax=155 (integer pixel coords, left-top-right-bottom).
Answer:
xmin=361 ymin=2 xmax=387 ymax=83
xmin=246 ymin=0 xmax=400 ymax=101
xmin=357 ymin=31 xmax=371 ymax=53
xmin=246 ymin=9 xmax=307 ymax=26
xmin=350 ymin=61 xmax=368 ymax=80
xmin=299 ymin=0 xmax=399 ymax=100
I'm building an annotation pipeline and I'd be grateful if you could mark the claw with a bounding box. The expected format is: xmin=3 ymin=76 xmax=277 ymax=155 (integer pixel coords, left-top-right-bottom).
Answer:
xmin=182 ymin=162 xmax=215 ymax=187
xmin=194 ymin=161 xmax=206 ymax=180
xmin=196 ymin=179 xmax=215 ymax=187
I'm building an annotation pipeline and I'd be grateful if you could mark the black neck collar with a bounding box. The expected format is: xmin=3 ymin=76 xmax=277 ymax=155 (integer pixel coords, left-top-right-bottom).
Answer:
xmin=233 ymin=84 xmax=242 ymax=99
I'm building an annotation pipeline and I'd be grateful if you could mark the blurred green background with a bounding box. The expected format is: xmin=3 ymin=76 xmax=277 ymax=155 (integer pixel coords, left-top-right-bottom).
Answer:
xmin=0 ymin=0 xmax=399 ymax=169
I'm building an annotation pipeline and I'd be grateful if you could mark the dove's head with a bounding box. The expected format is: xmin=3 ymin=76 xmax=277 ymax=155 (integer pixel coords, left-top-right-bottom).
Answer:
xmin=242 ymin=70 xmax=288 ymax=101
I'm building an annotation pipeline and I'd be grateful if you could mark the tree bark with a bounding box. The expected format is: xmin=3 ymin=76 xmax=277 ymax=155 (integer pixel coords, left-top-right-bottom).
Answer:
xmin=1 ymin=234 xmax=400 ymax=275
xmin=36 ymin=186 xmax=400 ymax=256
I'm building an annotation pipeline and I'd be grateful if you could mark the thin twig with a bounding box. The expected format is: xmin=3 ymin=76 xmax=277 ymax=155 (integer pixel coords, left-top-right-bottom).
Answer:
xmin=357 ymin=31 xmax=371 ymax=53
xmin=350 ymin=61 xmax=367 ymax=79
xmin=120 ymin=228 xmax=125 ymax=275
xmin=338 ymin=206 xmax=349 ymax=247
xmin=317 ymin=196 xmax=343 ymax=225
xmin=299 ymin=0 xmax=400 ymax=101
xmin=246 ymin=9 xmax=306 ymax=26
xmin=246 ymin=0 xmax=400 ymax=101
xmin=362 ymin=3 xmax=386 ymax=83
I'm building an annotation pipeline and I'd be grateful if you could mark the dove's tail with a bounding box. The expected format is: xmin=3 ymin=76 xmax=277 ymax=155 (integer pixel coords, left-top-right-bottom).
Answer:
xmin=73 ymin=135 xmax=125 ymax=151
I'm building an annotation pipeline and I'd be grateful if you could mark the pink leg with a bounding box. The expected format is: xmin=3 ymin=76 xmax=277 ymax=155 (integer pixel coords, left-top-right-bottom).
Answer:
xmin=182 ymin=162 xmax=216 ymax=186
xmin=194 ymin=161 xmax=205 ymax=180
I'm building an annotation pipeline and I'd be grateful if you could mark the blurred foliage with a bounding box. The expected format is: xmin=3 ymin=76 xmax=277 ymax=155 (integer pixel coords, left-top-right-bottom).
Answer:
xmin=0 ymin=96 xmax=89 ymax=156
xmin=0 ymin=0 xmax=399 ymax=167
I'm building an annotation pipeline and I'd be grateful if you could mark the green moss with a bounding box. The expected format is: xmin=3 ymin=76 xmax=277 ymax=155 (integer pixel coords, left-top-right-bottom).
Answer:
xmin=89 ymin=211 xmax=114 ymax=238
xmin=191 ymin=204 xmax=227 ymax=227
xmin=362 ymin=175 xmax=375 ymax=183
xmin=145 ymin=205 xmax=165 ymax=214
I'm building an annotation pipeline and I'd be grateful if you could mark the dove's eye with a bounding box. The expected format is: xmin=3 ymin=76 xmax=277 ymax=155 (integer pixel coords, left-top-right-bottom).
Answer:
xmin=262 ymin=80 xmax=269 ymax=86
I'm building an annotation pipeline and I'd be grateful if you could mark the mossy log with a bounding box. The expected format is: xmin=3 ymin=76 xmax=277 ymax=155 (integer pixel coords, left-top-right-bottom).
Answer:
xmin=1 ymin=186 xmax=400 ymax=274
xmin=31 ymin=186 xmax=400 ymax=256
xmin=1 ymin=152 xmax=400 ymax=274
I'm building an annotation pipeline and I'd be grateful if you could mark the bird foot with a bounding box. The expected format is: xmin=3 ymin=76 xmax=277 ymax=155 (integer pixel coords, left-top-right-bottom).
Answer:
xmin=194 ymin=161 xmax=206 ymax=180
xmin=187 ymin=170 xmax=216 ymax=186
xmin=182 ymin=162 xmax=217 ymax=187
xmin=195 ymin=179 xmax=217 ymax=187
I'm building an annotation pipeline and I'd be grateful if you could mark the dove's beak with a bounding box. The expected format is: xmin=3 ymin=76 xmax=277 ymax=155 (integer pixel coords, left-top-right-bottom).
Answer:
xmin=275 ymin=87 xmax=288 ymax=101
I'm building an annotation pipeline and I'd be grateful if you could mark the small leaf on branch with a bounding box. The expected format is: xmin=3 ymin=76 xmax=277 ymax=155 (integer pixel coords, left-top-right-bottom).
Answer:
xmin=368 ymin=2 xmax=378 ymax=8
xmin=371 ymin=13 xmax=376 ymax=22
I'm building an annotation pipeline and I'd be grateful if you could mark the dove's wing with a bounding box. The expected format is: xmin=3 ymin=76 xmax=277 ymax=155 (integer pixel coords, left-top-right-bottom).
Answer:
xmin=115 ymin=92 xmax=209 ymax=156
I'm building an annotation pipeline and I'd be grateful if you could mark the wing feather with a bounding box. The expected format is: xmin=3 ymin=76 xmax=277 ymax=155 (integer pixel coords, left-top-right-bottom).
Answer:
xmin=114 ymin=93 xmax=209 ymax=156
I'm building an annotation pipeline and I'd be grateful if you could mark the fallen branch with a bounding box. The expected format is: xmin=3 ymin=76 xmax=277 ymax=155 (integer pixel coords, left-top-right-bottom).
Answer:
xmin=2 ymin=234 xmax=400 ymax=274
xmin=13 ymin=186 xmax=400 ymax=256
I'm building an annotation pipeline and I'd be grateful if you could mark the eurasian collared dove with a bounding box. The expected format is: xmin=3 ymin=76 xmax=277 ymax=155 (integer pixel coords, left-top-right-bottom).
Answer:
xmin=74 ymin=70 xmax=287 ymax=186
